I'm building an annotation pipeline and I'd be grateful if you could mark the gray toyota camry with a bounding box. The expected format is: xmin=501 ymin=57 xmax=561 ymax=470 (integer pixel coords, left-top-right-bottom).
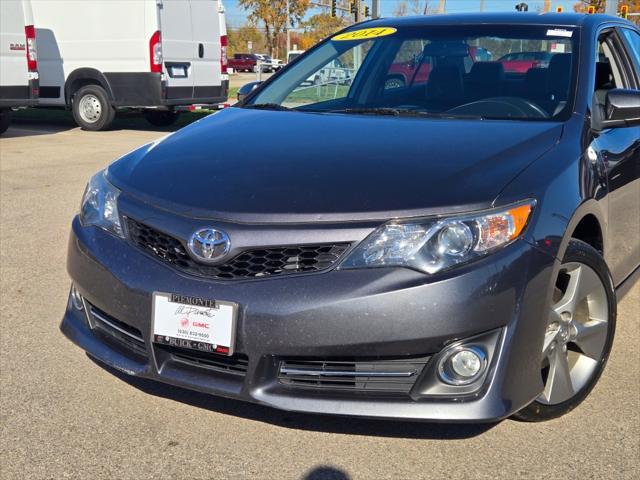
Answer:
xmin=61 ymin=13 xmax=640 ymax=422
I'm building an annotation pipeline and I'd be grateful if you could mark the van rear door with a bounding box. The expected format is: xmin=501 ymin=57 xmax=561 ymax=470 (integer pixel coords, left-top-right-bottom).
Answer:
xmin=158 ymin=0 xmax=194 ymax=99
xmin=190 ymin=0 xmax=221 ymax=100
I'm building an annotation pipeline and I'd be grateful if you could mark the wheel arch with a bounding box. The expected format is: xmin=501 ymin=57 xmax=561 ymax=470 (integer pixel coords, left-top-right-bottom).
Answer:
xmin=64 ymin=68 xmax=114 ymax=105
xmin=557 ymin=200 xmax=607 ymax=262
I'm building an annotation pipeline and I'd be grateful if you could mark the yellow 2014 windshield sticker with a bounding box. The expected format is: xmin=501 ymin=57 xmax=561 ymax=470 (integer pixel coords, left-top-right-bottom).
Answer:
xmin=333 ymin=27 xmax=397 ymax=42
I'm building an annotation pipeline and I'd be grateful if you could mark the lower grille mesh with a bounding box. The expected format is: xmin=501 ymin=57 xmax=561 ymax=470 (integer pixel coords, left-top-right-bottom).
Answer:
xmin=85 ymin=303 xmax=147 ymax=356
xmin=161 ymin=346 xmax=249 ymax=376
xmin=278 ymin=356 xmax=431 ymax=394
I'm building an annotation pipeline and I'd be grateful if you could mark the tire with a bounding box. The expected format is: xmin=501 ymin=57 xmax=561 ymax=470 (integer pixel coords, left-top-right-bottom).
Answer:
xmin=144 ymin=110 xmax=179 ymax=127
xmin=71 ymin=84 xmax=116 ymax=131
xmin=513 ymin=239 xmax=616 ymax=422
xmin=0 ymin=109 xmax=12 ymax=135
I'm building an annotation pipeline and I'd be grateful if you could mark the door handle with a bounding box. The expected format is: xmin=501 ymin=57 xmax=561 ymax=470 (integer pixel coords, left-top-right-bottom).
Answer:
xmin=198 ymin=43 xmax=204 ymax=58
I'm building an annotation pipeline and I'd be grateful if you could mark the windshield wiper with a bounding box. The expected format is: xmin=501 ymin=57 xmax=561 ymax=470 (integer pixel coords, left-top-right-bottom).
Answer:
xmin=329 ymin=107 xmax=409 ymax=116
xmin=243 ymin=103 xmax=294 ymax=111
xmin=328 ymin=108 xmax=481 ymax=119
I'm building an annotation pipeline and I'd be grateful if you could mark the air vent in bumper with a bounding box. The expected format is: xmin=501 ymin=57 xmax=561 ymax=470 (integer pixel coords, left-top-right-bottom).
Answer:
xmin=85 ymin=302 xmax=147 ymax=356
xmin=278 ymin=356 xmax=431 ymax=394
xmin=160 ymin=346 xmax=249 ymax=376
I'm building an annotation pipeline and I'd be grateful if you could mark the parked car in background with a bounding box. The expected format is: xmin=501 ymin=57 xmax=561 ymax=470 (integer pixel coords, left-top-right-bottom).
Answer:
xmin=386 ymin=45 xmax=492 ymax=89
xmin=498 ymin=51 xmax=553 ymax=73
xmin=255 ymin=54 xmax=283 ymax=72
xmin=29 ymin=0 xmax=228 ymax=131
xmin=287 ymin=50 xmax=305 ymax=64
xmin=229 ymin=53 xmax=260 ymax=73
xmin=0 ymin=0 xmax=38 ymax=134
xmin=306 ymin=58 xmax=352 ymax=85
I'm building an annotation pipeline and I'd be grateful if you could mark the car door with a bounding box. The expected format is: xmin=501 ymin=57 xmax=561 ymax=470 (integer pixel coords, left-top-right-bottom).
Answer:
xmin=591 ymin=28 xmax=640 ymax=285
xmin=159 ymin=0 xmax=194 ymax=99
xmin=189 ymin=0 xmax=221 ymax=97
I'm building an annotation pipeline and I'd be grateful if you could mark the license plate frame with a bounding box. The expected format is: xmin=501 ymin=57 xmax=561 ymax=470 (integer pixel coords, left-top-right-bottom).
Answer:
xmin=152 ymin=292 xmax=237 ymax=356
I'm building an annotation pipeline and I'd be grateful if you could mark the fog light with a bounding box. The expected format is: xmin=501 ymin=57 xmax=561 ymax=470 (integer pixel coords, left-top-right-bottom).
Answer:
xmin=70 ymin=285 xmax=84 ymax=310
xmin=438 ymin=346 xmax=487 ymax=386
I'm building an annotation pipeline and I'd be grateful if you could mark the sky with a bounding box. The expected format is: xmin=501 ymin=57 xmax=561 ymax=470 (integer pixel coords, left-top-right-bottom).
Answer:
xmin=223 ymin=0 xmax=580 ymax=28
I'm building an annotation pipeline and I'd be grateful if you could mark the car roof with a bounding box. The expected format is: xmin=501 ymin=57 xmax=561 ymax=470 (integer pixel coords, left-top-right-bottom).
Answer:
xmin=363 ymin=13 xmax=635 ymax=31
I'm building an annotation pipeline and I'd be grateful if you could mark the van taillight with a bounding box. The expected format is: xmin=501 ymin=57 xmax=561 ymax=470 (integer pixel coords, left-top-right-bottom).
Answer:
xmin=24 ymin=25 xmax=37 ymax=72
xmin=221 ymin=35 xmax=228 ymax=74
xmin=149 ymin=30 xmax=162 ymax=73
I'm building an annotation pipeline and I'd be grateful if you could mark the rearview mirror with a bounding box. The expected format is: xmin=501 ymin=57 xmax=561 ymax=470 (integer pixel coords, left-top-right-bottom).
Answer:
xmin=237 ymin=82 xmax=262 ymax=103
xmin=599 ymin=88 xmax=640 ymax=129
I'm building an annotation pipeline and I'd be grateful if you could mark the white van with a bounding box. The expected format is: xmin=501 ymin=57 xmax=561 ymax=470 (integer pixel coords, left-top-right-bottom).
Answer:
xmin=0 ymin=0 xmax=38 ymax=134
xmin=30 ymin=0 xmax=228 ymax=130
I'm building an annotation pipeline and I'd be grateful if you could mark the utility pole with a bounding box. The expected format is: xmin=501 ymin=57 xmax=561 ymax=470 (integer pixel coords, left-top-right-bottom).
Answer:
xmin=286 ymin=0 xmax=290 ymax=56
xmin=372 ymin=0 xmax=380 ymax=18
xmin=480 ymin=0 xmax=485 ymax=12
xmin=438 ymin=0 xmax=446 ymax=14
xmin=605 ymin=0 xmax=619 ymax=15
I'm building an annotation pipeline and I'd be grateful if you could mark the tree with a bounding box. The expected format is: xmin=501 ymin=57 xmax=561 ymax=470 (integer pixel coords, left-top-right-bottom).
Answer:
xmin=393 ymin=0 xmax=433 ymax=16
xmin=238 ymin=0 xmax=311 ymax=57
xmin=299 ymin=13 xmax=348 ymax=49
xmin=227 ymin=24 xmax=265 ymax=57
xmin=573 ymin=0 xmax=606 ymax=12
xmin=573 ymin=0 xmax=639 ymax=24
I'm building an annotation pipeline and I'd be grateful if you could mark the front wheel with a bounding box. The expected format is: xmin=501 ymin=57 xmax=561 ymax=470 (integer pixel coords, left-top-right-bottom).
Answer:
xmin=514 ymin=239 xmax=616 ymax=422
xmin=71 ymin=84 xmax=116 ymax=131
xmin=0 ymin=108 xmax=12 ymax=134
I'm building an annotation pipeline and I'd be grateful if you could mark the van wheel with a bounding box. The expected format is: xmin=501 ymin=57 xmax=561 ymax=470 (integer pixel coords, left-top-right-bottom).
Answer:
xmin=72 ymin=85 xmax=116 ymax=131
xmin=0 ymin=109 xmax=12 ymax=135
xmin=144 ymin=110 xmax=179 ymax=127
xmin=513 ymin=239 xmax=616 ymax=422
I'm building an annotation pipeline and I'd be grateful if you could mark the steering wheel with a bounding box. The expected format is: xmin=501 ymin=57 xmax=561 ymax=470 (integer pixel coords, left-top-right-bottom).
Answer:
xmin=446 ymin=97 xmax=549 ymax=119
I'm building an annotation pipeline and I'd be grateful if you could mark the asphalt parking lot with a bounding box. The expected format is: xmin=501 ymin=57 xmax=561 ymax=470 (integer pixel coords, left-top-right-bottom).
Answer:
xmin=0 ymin=120 xmax=638 ymax=480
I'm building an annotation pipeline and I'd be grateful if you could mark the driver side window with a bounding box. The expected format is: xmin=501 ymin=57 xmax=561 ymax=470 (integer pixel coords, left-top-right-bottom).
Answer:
xmin=594 ymin=34 xmax=627 ymax=107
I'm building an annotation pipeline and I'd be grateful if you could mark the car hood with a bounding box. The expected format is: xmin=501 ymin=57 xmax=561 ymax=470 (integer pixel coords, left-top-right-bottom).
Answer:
xmin=108 ymin=108 xmax=562 ymax=223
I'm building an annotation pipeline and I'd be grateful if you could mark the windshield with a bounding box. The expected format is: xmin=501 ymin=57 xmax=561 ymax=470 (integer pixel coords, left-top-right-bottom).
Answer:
xmin=248 ymin=24 xmax=578 ymax=121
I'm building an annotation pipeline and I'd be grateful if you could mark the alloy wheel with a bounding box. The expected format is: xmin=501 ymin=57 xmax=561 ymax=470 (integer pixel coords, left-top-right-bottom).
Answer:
xmin=538 ymin=262 xmax=610 ymax=405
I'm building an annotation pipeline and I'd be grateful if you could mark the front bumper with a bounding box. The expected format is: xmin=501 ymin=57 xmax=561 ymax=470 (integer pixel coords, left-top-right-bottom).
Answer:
xmin=61 ymin=216 xmax=557 ymax=422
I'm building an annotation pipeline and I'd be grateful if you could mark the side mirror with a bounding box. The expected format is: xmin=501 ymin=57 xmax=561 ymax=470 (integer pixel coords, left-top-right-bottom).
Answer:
xmin=599 ymin=88 xmax=640 ymax=129
xmin=237 ymin=82 xmax=262 ymax=103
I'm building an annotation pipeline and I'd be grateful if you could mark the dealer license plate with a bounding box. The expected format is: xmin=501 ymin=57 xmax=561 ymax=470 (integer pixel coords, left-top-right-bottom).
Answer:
xmin=152 ymin=293 xmax=237 ymax=356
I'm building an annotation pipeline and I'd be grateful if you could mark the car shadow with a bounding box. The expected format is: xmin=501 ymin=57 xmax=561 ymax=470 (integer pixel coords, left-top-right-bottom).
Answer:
xmin=303 ymin=466 xmax=351 ymax=480
xmin=88 ymin=355 xmax=498 ymax=440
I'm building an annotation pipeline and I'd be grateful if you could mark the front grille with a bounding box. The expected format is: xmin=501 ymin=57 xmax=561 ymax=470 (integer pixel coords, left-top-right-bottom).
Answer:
xmin=159 ymin=345 xmax=249 ymax=376
xmin=85 ymin=303 xmax=147 ymax=356
xmin=278 ymin=356 xmax=431 ymax=394
xmin=126 ymin=217 xmax=350 ymax=280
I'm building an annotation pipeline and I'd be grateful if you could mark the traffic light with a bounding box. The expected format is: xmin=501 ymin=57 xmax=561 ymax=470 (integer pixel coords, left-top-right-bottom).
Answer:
xmin=587 ymin=5 xmax=596 ymax=14
xmin=515 ymin=3 xmax=529 ymax=11
xmin=620 ymin=4 xmax=628 ymax=19
xmin=365 ymin=5 xmax=370 ymax=17
xmin=556 ymin=6 xmax=563 ymax=13
xmin=350 ymin=1 xmax=357 ymax=14
xmin=331 ymin=0 xmax=337 ymax=18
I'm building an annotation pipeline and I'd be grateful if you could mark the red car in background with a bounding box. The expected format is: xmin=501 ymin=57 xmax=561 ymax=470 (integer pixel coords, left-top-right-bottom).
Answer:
xmin=497 ymin=51 xmax=553 ymax=73
xmin=386 ymin=46 xmax=492 ymax=88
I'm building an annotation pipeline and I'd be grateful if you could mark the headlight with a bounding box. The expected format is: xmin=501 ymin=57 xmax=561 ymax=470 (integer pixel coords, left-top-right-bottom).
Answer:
xmin=80 ymin=170 xmax=123 ymax=237
xmin=341 ymin=200 xmax=535 ymax=274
